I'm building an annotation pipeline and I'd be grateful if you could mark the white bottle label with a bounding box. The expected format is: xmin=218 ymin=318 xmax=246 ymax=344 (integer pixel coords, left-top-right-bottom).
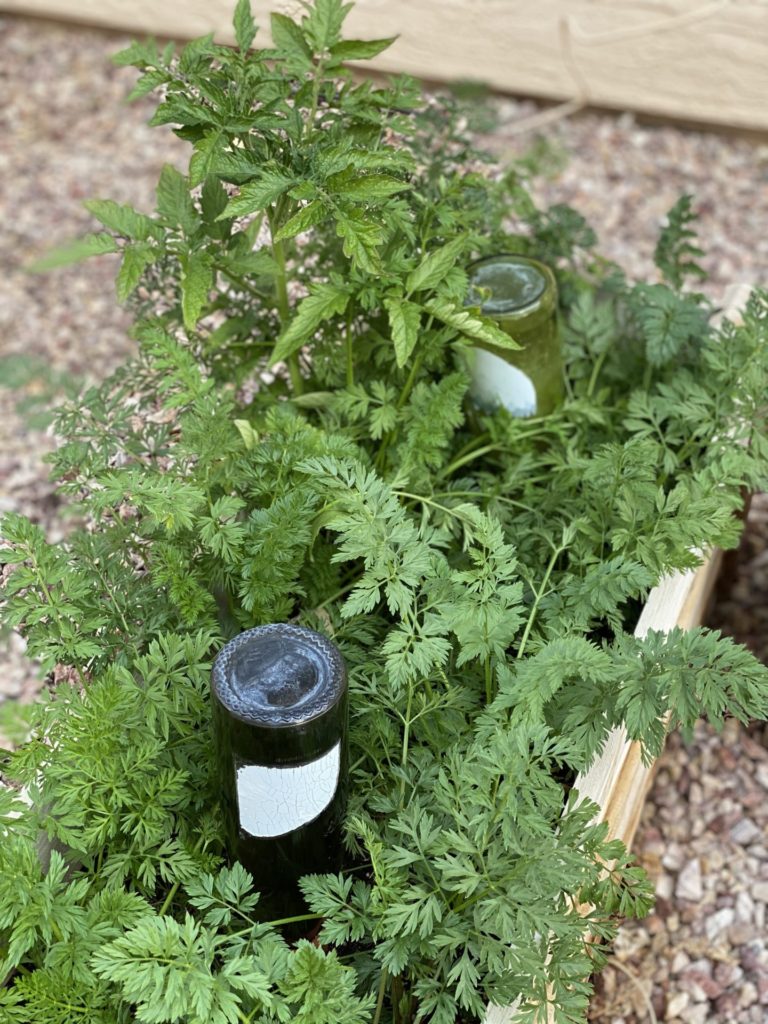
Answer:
xmin=235 ymin=742 xmax=341 ymax=838
xmin=469 ymin=348 xmax=537 ymax=418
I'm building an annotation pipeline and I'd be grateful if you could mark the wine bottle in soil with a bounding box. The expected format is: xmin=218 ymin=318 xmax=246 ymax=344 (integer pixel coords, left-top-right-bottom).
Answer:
xmin=211 ymin=624 xmax=348 ymax=925
xmin=467 ymin=253 xmax=563 ymax=417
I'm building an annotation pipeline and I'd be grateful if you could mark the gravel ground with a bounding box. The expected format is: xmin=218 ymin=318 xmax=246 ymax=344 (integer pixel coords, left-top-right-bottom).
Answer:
xmin=1 ymin=13 xmax=768 ymax=1022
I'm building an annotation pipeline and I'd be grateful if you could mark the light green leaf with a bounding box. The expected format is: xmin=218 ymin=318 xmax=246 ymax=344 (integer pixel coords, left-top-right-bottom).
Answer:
xmin=273 ymin=200 xmax=328 ymax=241
xmin=220 ymin=172 xmax=298 ymax=219
xmin=329 ymin=37 xmax=396 ymax=61
xmin=385 ymin=297 xmax=422 ymax=368
xmin=406 ymin=235 xmax=467 ymax=295
xmin=302 ymin=0 xmax=350 ymax=51
xmin=270 ymin=12 xmax=312 ymax=64
xmin=234 ymin=419 xmax=259 ymax=449
xmin=424 ymin=298 xmax=521 ymax=350
xmin=181 ymin=252 xmax=213 ymax=332
xmin=270 ymin=284 xmax=350 ymax=365
xmin=329 ymin=174 xmax=410 ymax=202
xmin=156 ymin=165 xmax=199 ymax=234
xmin=334 ymin=210 xmax=383 ymax=274
xmin=189 ymin=130 xmax=224 ymax=187
xmin=200 ymin=176 xmax=229 ymax=224
xmin=233 ymin=0 xmax=257 ymax=51
xmin=83 ymin=199 xmax=159 ymax=241
xmin=116 ymin=243 xmax=157 ymax=302
xmin=27 ymin=233 xmax=119 ymax=272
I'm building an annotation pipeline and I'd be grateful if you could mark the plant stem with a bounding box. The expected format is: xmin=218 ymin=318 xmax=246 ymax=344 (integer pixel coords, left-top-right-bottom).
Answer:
xmin=586 ymin=349 xmax=608 ymax=399
xmin=439 ymin=443 xmax=504 ymax=479
xmin=484 ymin=657 xmax=493 ymax=705
xmin=345 ymin=312 xmax=354 ymax=388
xmin=264 ymin=911 xmax=322 ymax=928
xmin=516 ymin=538 xmax=567 ymax=660
xmin=372 ymin=967 xmax=389 ymax=1024
xmin=159 ymin=881 xmax=180 ymax=916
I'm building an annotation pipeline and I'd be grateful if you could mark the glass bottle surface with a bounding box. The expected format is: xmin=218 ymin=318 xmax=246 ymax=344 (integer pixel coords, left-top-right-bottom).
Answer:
xmin=211 ymin=624 xmax=348 ymax=923
xmin=467 ymin=254 xmax=563 ymax=417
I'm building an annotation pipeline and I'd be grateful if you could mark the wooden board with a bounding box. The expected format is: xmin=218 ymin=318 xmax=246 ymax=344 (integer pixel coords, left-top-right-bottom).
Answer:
xmin=485 ymin=285 xmax=750 ymax=1024
xmin=2 ymin=0 xmax=768 ymax=131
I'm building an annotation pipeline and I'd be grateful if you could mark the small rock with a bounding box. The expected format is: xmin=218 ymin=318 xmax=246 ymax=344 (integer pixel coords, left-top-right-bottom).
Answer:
xmin=737 ymin=889 xmax=755 ymax=922
xmin=676 ymin=859 xmax=703 ymax=901
xmin=739 ymin=981 xmax=759 ymax=1008
xmin=666 ymin=991 xmax=690 ymax=1019
xmin=714 ymin=990 xmax=741 ymax=1017
xmin=706 ymin=907 xmax=735 ymax=940
xmin=662 ymin=844 xmax=686 ymax=871
xmin=680 ymin=1004 xmax=708 ymax=1024
xmin=755 ymin=763 xmax=768 ymax=789
xmin=714 ymin=961 xmax=744 ymax=988
xmin=752 ymin=881 xmax=768 ymax=903
xmin=681 ymin=969 xmax=722 ymax=1001
xmin=731 ymin=818 xmax=762 ymax=844
xmin=671 ymin=950 xmax=690 ymax=973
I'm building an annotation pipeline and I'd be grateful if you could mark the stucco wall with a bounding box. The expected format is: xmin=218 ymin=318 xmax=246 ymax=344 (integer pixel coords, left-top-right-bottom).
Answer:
xmin=2 ymin=0 xmax=767 ymax=130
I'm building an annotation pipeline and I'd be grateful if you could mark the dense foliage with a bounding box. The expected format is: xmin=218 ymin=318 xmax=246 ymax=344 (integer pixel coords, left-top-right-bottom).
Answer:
xmin=2 ymin=2 xmax=768 ymax=1021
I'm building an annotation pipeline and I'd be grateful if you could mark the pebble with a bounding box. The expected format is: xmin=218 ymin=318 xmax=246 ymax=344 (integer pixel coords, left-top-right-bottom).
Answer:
xmin=676 ymin=859 xmax=703 ymax=902
xmin=706 ymin=908 xmax=736 ymax=941
xmin=665 ymin=991 xmax=690 ymax=1019
xmin=731 ymin=819 xmax=762 ymax=845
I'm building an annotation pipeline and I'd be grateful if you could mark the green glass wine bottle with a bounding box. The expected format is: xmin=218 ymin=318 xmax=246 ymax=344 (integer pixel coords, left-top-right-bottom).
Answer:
xmin=467 ymin=254 xmax=563 ymax=417
xmin=211 ymin=624 xmax=348 ymax=923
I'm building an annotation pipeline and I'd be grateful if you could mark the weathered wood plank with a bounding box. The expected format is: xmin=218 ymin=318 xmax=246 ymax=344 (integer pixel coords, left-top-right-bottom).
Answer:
xmin=2 ymin=0 xmax=767 ymax=130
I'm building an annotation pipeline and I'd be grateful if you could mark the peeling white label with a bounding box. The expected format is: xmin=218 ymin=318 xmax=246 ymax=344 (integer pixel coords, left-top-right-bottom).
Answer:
xmin=236 ymin=743 xmax=341 ymax=838
xmin=470 ymin=348 xmax=537 ymax=418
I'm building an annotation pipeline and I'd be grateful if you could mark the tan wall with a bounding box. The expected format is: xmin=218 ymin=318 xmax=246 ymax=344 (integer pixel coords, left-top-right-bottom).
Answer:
xmin=3 ymin=0 xmax=768 ymax=131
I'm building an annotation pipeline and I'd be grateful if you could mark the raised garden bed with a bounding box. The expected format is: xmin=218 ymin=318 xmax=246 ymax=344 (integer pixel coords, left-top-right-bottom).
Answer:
xmin=2 ymin=5 xmax=768 ymax=1023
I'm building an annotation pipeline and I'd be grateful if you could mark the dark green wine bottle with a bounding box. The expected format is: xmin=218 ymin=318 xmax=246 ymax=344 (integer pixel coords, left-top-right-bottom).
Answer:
xmin=211 ymin=624 xmax=348 ymax=922
xmin=467 ymin=254 xmax=563 ymax=417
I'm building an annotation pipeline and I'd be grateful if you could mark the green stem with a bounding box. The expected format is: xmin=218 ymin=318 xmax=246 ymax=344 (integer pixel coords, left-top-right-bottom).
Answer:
xmin=372 ymin=967 xmax=389 ymax=1024
xmin=516 ymin=539 xmax=567 ymax=661
xmin=399 ymin=682 xmax=414 ymax=808
xmin=439 ymin=443 xmax=504 ymax=480
xmin=484 ymin=657 xmax=493 ymax=705
xmin=586 ymin=349 xmax=608 ymax=399
xmin=345 ymin=312 xmax=354 ymax=388
xmin=265 ymin=911 xmax=322 ymax=928
xmin=159 ymin=881 xmax=180 ymax=916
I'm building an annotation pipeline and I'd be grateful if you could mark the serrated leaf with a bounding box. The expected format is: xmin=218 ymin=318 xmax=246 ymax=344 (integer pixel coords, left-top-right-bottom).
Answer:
xmin=329 ymin=173 xmax=410 ymax=202
xmin=270 ymin=12 xmax=312 ymax=65
xmin=200 ymin=176 xmax=229 ymax=224
xmin=26 ymin=233 xmax=120 ymax=272
xmin=156 ymin=165 xmax=199 ymax=234
xmin=220 ymin=172 xmax=298 ymax=219
xmin=335 ymin=209 xmax=383 ymax=274
xmin=111 ymin=38 xmax=161 ymax=68
xmin=116 ymin=243 xmax=157 ymax=302
xmin=189 ymin=130 xmax=224 ymax=187
xmin=407 ymin=235 xmax=467 ymax=295
xmin=273 ymin=200 xmax=328 ymax=241
xmin=329 ymin=36 xmax=396 ymax=61
xmin=181 ymin=252 xmax=213 ymax=332
xmin=424 ymin=298 xmax=521 ymax=350
xmin=302 ymin=0 xmax=350 ymax=51
xmin=385 ymin=297 xmax=422 ymax=368
xmin=270 ymin=284 xmax=350 ymax=365
xmin=233 ymin=0 xmax=257 ymax=51
xmin=83 ymin=199 xmax=159 ymax=241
